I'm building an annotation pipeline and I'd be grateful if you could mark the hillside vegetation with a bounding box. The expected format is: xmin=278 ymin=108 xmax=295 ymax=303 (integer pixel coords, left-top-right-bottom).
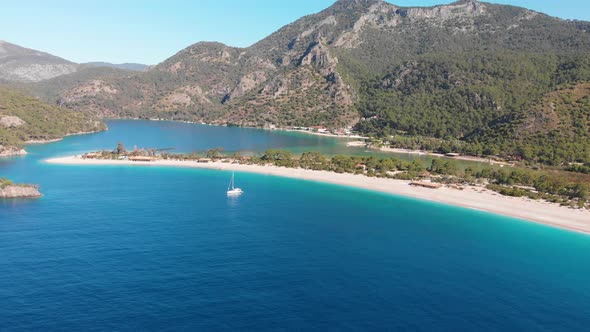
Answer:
xmin=9 ymin=0 xmax=590 ymax=167
xmin=0 ymin=87 xmax=105 ymax=149
xmin=355 ymin=52 xmax=590 ymax=165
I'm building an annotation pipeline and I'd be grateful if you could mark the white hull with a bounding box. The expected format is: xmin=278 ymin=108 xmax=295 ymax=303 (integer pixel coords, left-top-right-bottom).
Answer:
xmin=227 ymin=188 xmax=243 ymax=196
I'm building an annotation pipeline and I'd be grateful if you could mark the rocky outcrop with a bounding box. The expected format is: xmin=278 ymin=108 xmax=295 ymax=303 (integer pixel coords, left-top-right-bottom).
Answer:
xmin=0 ymin=145 xmax=27 ymax=156
xmin=61 ymin=79 xmax=118 ymax=103
xmin=334 ymin=0 xmax=488 ymax=48
xmin=299 ymin=41 xmax=336 ymax=74
xmin=299 ymin=15 xmax=338 ymax=39
xmin=229 ymin=71 xmax=268 ymax=99
xmin=0 ymin=185 xmax=42 ymax=198
xmin=0 ymin=116 xmax=25 ymax=128
xmin=400 ymin=0 xmax=486 ymax=20
xmin=157 ymin=85 xmax=213 ymax=109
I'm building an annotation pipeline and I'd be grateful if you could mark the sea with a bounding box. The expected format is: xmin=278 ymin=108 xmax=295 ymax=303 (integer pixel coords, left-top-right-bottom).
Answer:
xmin=1 ymin=120 xmax=589 ymax=331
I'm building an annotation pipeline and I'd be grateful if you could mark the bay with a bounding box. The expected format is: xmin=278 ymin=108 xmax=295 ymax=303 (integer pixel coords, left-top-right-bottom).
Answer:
xmin=1 ymin=120 xmax=589 ymax=331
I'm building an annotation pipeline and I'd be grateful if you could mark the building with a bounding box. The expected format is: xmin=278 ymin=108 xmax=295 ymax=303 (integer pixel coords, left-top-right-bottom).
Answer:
xmin=129 ymin=156 xmax=157 ymax=162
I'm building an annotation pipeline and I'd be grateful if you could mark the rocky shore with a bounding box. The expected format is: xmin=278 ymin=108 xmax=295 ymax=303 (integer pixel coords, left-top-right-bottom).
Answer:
xmin=0 ymin=185 xmax=42 ymax=198
xmin=0 ymin=145 xmax=27 ymax=157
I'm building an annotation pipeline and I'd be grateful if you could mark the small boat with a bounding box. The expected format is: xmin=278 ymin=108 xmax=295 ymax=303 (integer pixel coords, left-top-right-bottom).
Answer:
xmin=226 ymin=171 xmax=243 ymax=196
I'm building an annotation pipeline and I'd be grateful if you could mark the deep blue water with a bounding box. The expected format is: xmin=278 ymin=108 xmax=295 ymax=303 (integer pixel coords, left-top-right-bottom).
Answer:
xmin=1 ymin=120 xmax=589 ymax=331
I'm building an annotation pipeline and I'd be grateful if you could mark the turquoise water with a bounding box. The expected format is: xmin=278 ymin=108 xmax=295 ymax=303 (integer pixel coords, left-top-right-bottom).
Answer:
xmin=1 ymin=120 xmax=589 ymax=331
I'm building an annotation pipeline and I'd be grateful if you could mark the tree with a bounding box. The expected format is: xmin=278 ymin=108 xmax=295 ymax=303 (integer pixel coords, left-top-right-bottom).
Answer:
xmin=409 ymin=159 xmax=425 ymax=172
xmin=206 ymin=147 xmax=224 ymax=159
xmin=116 ymin=141 xmax=126 ymax=155
xmin=331 ymin=155 xmax=356 ymax=173
xmin=300 ymin=152 xmax=326 ymax=170
xmin=261 ymin=149 xmax=294 ymax=167
xmin=429 ymin=159 xmax=458 ymax=175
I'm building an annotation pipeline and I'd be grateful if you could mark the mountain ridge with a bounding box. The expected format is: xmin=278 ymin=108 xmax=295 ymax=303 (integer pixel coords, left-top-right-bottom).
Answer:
xmin=0 ymin=40 xmax=78 ymax=82
xmin=5 ymin=0 xmax=590 ymax=164
xmin=0 ymin=40 xmax=148 ymax=83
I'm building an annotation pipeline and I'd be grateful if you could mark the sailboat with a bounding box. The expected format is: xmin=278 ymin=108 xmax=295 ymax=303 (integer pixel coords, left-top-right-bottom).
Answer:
xmin=226 ymin=171 xmax=243 ymax=196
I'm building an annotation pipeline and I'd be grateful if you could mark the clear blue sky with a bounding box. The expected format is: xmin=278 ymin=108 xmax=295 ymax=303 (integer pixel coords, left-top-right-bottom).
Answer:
xmin=1 ymin=0 xmax=588 ymax=65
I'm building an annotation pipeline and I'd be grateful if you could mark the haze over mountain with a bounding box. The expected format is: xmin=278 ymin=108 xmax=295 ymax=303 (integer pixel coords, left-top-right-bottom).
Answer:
xmin=0 ymin=40 xmax=148 ymax=84
xmin=0 ymin=40 xmax=78 ymax=82
xmin=83 ymin=62 xmax=149 ymax=72
xmin=5 ymin=0 xmax=590 ymax=164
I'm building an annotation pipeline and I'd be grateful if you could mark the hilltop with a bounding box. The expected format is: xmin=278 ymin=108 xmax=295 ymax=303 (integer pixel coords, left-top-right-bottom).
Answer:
xmin=0 ymin=40 xmax=148 ymax=84
xmin=0 ymin=40 xmax=78 ymax=82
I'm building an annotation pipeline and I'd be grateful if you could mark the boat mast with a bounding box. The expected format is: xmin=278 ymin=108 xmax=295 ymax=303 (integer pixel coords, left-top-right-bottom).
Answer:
xmin=228 ymin=172 xmax=235 ymax=190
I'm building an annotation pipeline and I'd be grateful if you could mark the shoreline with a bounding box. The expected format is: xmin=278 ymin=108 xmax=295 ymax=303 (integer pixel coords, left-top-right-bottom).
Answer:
xmin=278 ymin=128 xmax=367 ymax=139
xmin=45 ymin=155 xmax=590 ymax=235
xmin=25 ymin=129 xmax=107 ymax=145
xmin=106 ymin=119 xmax=504 ymax=165
xmin=103 ymin=119 xmax=506 ymax=165
xmin=126 ymin=117 xmax=366 ymax=140
xmin=0 ymin=148 xmax=27 ymax=157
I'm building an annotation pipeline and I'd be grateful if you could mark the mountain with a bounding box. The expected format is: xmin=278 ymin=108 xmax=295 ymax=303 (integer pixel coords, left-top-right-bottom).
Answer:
xmin=15 ymin=0 xmax=590 ymax=164
xmin=0 ymin=87 xmax=105 ymax=156
xmin=83 ymin=62 xmax=149 ymax=71
xmin=468 ymin=82 xmax=590 ymax=165
xmin=355 ymin=51 xmax=590 ymax=164
xmin=0 ymin=41 xmax=148 ymax=84
xmin=0 ymin=40 xmax=78 ymax=82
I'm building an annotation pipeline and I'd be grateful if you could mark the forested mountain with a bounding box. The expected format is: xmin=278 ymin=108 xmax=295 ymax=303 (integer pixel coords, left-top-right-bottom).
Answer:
xmin=469 ymin=82 xmax=590 ymax=165
xmin=0 ymin=88 xmax=105 ymax=155
xmin=8 ymin=0 xmax=590 ymax=165
xmin=355 ymin=52 xmax=590 ymax=164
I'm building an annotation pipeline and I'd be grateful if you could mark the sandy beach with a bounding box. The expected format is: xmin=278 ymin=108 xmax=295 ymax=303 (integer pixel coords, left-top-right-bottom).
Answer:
xmin=280 ymin=128 xmax=368 ymax=139
xmin=346 ymin=143 xmax=514 ymax=166
xmin=45 ymin=155 xmax=590 ymax=235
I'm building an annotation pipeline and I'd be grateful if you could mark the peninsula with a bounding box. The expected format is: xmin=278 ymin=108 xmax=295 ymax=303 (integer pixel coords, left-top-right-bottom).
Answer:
xmin=0 ymin=87 xmax=105 ymax=156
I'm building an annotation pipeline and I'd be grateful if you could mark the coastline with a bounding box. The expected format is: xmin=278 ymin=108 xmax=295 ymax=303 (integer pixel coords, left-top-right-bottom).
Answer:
xmin=278 ymin=128 xmax=367 ymax=139
xmin=0 ymin=148 xmax=27 ymax=157
xmin=25 ymin=129 xmax=107 ymax=145
xmin=45 ymin=155 xmax=590 ymax=235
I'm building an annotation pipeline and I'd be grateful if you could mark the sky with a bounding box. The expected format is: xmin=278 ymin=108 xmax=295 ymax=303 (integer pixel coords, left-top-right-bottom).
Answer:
xmin=1 ymin=0 xmax=589 ymax=65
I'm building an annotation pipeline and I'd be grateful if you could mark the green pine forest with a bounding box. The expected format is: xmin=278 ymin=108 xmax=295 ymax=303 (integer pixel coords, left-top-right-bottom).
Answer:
xmin=0 ymin=87 xmax=105 ymax=148
xmin=353 ymin=52 xmax=590 ymax=167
